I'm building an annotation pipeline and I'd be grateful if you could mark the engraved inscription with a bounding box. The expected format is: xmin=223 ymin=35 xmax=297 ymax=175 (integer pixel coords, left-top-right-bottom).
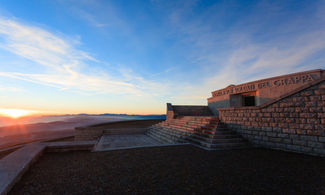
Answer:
xmin=212 ymin=74 xmax=316 ymax=97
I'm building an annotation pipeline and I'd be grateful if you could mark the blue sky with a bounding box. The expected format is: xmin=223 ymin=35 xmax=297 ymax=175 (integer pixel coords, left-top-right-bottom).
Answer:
xmin=0 ymin=0 xmax=324 ymax=115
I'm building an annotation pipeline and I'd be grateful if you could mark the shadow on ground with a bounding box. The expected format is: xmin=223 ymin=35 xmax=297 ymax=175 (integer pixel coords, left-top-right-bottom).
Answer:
xmin=9 ymin=145 xmax=325 ymax=194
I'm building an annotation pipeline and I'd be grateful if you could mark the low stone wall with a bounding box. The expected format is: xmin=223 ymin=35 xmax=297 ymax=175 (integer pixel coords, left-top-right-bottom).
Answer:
xmin=166 ymin=103 xmax=174 ymax=121
xmin=218 ymin=79 xmax=325 ymax=156
xmin=75 ymin=126 xmax=104 ymax=141
xmin=103 ymin=128 xmax=147 ymax=135
xmin=75 ymin=120 xmax=164 ymax=141
xmin=173 ymin=105 xmax=212 ymax=116
xmin=165 ymin=103 xmax=213 ymax=120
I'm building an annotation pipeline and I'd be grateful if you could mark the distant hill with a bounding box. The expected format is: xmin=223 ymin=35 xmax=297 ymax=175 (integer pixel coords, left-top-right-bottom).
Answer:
xmin=93 ymin=114 xmax=166 ymax=119
xmin=0 ymin=114 xmax=166 ymax=127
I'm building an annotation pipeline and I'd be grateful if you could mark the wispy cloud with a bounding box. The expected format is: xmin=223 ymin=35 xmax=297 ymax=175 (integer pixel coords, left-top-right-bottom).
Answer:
xmin=166 ymin=1 xmax=325 ymax=104
xmin=0 ymin=86 xmax=22 ymax=92
xmin=0 ymin=17 xmax=166 ymax=96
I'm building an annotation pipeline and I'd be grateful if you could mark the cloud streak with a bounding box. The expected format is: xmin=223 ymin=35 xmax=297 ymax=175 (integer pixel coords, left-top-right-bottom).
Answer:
xmin=165 ymin=1 xmax=325 ymax=104
xmin=0 ymin=17 xmax=166 ymax=96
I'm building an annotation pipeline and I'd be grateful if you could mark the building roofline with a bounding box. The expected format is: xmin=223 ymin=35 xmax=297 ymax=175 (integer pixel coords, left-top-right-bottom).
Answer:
xmin=217 ymin=76 xmax=325 ymax=111
xmin=210 ymin=69 xmax=324 ymax=95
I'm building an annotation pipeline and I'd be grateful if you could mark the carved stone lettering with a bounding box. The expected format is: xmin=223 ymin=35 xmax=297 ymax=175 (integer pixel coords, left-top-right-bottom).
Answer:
xmin=212 ymin=74 xmax=316 ymax=97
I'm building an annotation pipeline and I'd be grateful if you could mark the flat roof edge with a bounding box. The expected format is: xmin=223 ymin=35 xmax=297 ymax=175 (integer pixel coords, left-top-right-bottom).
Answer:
xmin=211 ymin=69 xmax=324 ymax=94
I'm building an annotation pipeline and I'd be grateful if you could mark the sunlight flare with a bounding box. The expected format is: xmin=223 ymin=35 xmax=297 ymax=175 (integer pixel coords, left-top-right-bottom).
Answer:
xmin=0 ymin=108 xmax=34 ymax=118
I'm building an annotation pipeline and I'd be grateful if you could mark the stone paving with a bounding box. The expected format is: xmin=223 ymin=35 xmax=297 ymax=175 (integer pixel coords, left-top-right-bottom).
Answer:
xmin=94 ymin=134 xmax=167 ymax=151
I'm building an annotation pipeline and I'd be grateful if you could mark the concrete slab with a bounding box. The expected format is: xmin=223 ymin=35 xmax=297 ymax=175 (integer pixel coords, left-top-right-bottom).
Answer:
xmin=0 ymin=141 xmax=97 ymax=195
xmin=94 ymin=134 xmax=167 ymax=151
xmin=46 ymin=141 xmax=97 ymax=152
xmin=0 ymin=143 xmax=45 ymax=195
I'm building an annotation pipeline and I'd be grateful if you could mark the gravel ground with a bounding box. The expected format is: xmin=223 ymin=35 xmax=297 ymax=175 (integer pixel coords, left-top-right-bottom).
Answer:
xmin=44 ymin=136 xmax=75 ymax=142
xmin=9 ymin=145 xmax=325 ymax=194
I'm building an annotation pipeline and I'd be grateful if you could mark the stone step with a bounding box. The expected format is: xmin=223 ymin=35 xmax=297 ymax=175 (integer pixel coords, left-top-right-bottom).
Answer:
xmin=192 ymin=131 xmax=241 ymax=139
xmin=166 ymin=120 xmax=219 ymax=126
xmin=147 ymin=125 xmax=249 ymax=150
xmin=157 ymin=127 xmax=189 ymax=136
xmin=153 ymin=126 xmax=244 ymax=144
xmin=152 ymin=127 xmax=189 ymax=141
xmin=168 ymin=119 xmax=219 ymax=125
xmin=201 ymin=125 xmax=227 ymax=130
xmin=156 ymin=125 xmax=192 ymax=134
xmin=175 ymin=117 xmax=218 ymax=121
xmin=185 ymin=136 xmax=248 ymax=149
xmin=158 ymin=125 xmax=195 ymax=134
xmin=193 ymin=129 xmax=237 ymax=135
xmin=146 ymin=129 xmax=175 ymax=144
xmin=189 ymin=134 xmax=245 ymax=144
xmin=146 ymin=127 xmax=186 ymax=144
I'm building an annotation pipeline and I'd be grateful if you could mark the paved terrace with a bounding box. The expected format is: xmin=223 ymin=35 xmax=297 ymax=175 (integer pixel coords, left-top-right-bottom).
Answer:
xmin=1 ymin=119 xmax=324 ymax=194
xmin=8 ymin=145 xmax=325 ymax=194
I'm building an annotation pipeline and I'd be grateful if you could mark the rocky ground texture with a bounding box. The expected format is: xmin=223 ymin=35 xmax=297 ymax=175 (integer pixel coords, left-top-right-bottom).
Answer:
xmin=10 ymin=145 xmax=325 ymax=194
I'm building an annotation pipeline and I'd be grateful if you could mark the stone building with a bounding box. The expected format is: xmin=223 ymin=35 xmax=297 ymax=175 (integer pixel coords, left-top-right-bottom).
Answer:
xmin=147 ymin=69 xmax=325 ymax=156
xmin=208 ymin=69 xmax=323 ymax=114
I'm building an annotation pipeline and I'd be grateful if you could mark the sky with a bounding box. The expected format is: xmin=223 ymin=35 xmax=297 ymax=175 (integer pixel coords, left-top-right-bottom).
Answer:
xmin=0 ymin=0 xmax=324 ymax=115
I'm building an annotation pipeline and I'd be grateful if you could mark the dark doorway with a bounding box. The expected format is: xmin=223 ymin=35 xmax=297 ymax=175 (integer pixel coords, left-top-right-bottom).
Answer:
xmin=243 ymin=96 xmax=255 ymax=106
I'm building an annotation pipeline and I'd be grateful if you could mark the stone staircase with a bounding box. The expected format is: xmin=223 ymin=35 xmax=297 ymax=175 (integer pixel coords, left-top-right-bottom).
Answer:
xmin=146 ymin=116 xmax=249 ymax=150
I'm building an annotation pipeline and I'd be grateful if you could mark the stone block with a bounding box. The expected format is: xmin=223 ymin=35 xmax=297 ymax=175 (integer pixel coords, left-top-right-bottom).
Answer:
xmin=318 ymin=101 xmax=324 ymax=107
xmin=274 ymin=143 xmax=286 ymax=149
xmin=266 ymin=132 xmax=277 ymax=137
xmin=318 ymin=113 xmax=325 ymax=118
xmin=287 ymin=144 xmax=301 ymax=151
xmin=314 ymin=89 xmax=325 ymax=95
xmin=278 ymin=133 xmax=289 ymax=138
xmin=293 ymin=139 xmax=307 ymax=146
xmin=269 ymin=137 xmax=282 ymax=143
xmin=319 ymin=137 xmax=325 ymax=143
xmin=301 ymin=90 xmax=314 ymax=96
xmin=300 ymin=113 xmax=316 ymax=118
xmin=283 ymin=138 xmax=292 ymax=144
xmin=296 ymin=129 xmax=307 ymax=135
xmin=301 ymin=146 xmax=312 ymax=153
xmin=310 ymin=96 xmax=320 ymax=101
xmin=312 ymin=148 xmax=325 ymax=156
xmin=296 ymin=118 xmax=306 ymax=123
xmin=310 ymin=107 xmax=323 ymax=113
xmin=278 ymin=123 xmax=288 ymax=128
xmin=273 ymin=127 xmax=282 ymax=132
xmin=307 ymin=141 xmax=323 ymax=148
xmin=276 ymin=108 xmax=283 ymax=112
xmin=289 ymin=113 xmax=299 ymax=118
xmin=262 ymin=136 xmax=269 ymax=141
xmin=305 ymin=100 xmax=317 ymax=107
xmin=290 ymin=134 xmax=299 ymax=139
xmin=272 ymin=112 xmax=280 ymax=117
xmin=300 ymin=135 xmax=318 ymax=141
xmin=307 ymin=130 xmax=320 ymax=136
xmin=289 ymin=123 xmax=299 ymax=129
xmin=252 ymin=130 xmax=259 ymax=135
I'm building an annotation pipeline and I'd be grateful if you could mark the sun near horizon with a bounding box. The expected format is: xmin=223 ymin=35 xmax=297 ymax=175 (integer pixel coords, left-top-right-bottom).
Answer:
xmin=0 ymin=108 xmax=35 ymax=119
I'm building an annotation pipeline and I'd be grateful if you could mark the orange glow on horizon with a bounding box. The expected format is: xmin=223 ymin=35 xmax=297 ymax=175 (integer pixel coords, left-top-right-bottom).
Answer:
xmin=0 ymin=108 xmax=35 ymax=119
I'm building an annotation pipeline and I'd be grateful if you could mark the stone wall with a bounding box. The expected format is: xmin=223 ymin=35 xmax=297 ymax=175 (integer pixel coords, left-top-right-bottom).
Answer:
xmin=208 ymin=69 xmax=323 ymax=109
xmin=166 ymin=103 xmax=175 ymax=121
xmin=173 ymin=105 xmax=212 ymax=116
xmin=75 ymin=126 xmax=104 ymax=141
xmin=218 ymin=79 xmax=325 ymax=156
xmin=166 ymin=103 xmax=213 ymax=120
xmin=75 ymin=119 xmax=164 ymax=141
